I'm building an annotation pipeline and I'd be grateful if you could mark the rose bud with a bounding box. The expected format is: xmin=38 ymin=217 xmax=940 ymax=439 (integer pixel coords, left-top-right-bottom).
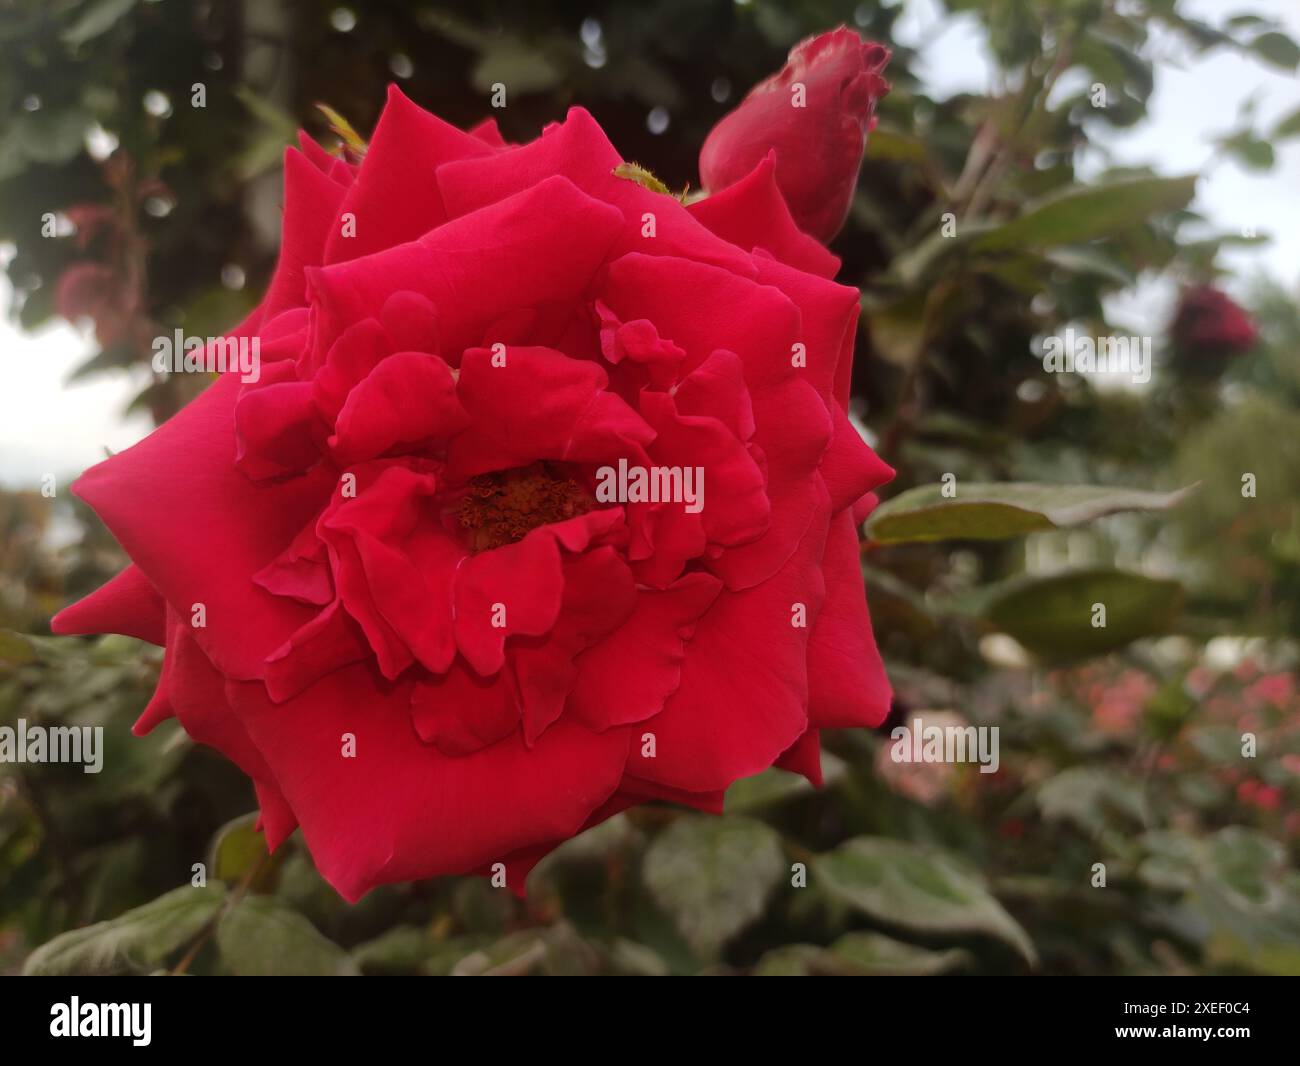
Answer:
xmin=699 ymin=27 xmax=890 ymax=243
xmin=1171 ymin=283 xmax=1258 ymax=356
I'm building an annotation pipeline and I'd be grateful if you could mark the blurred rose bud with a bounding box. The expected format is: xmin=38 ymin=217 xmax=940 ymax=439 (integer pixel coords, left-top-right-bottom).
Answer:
xmin=56 ymin=262 xmax=132 ymax=347
xmin=1170 ymin=283 xmax=1258 ymax=360
xmin=700 ymin=27 xmax=890 ymax=243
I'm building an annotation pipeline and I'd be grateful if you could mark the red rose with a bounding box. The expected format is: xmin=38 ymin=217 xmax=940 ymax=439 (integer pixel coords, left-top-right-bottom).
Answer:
xmin=1170 ymin=283 xmax=1258 ymax=356
xmin=699 ymin=28 xmax=891 ymax=243
xmin=54 ymin=87 xmax=892 ymax=901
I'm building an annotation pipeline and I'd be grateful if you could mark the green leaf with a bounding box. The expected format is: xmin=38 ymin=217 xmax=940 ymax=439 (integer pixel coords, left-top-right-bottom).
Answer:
xmin=865 ymin=482 xmax=1194 ymax=544
xmin=1249 ymin=31 xmax=1300 ymax=71
xmin=752 ymin=932 xmax=971 ymax=975
xmin=982 ymin=568 xmax=1185 ymax=659
xmin=1036 ymin=767 xmax=1148 ymax=837
xmin=1205 ymin=827 xmax=1286 ymax=908
xmin=206 ymin=812 xmax=280 ymax=890
xmin=1141 ymin=827 xmax=1300 ymax=973
xmin=864 ymin=125 xmax=930 ymax=163
xmin=641 ymin=816 xmax=785 ymax=957
xmin=814 ymin=838 xmax=1037 ymax=965
xmin=61 ymin=0 xmax=137 ymax=48
xmin=830 ymin=930 xmax=973 ymax=974
xmin=449 ymin=931 xmax=550 ymax=976
xmin=1220 ymin=130 xmax=1276 ymax=170
xmin=971 ymin=176 xmax=1197 ymax=252
xmin=23 ymin=885 xmax=226 ymax=975
xmin=449 ymin=925 xmax=600 ymax=976
xmin=216 ymin=896 xmax=358 ymax=976
xmin=725 ymin=753 xmax=844 ymax=814
xmin=1042 ymin=245 xmax=1136 ymax=286
xmin=751 ymin=944 xmax=858 ymax=976
xmin=17 ymin=108 xmax=92 ymax=164
xmin=1270 ymin=106 xmax=1300 ymax=139
xmin=1137 ymin=829 xmax=1201 ymax=892
xmin=351 ymin=926 xmax=440 ymax=975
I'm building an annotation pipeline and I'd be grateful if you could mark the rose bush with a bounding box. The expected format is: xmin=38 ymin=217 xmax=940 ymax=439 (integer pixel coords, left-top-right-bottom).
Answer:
xmin=51 ymin=65 xmax=893 ymax=901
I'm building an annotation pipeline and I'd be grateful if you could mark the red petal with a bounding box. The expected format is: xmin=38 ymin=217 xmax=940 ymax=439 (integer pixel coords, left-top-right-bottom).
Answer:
xmin=51 ymin=564 xmax=166 ymax=645
xmin=322 ymin=85 xmax=492 ymax=264
xmin=70 ymin=375 xmax=336 ymax=681
xmin=689 ymin=152 xmax=840 ymax=278
xmin=568 ymin=572 xmax=722 ymax=731
xmin=225 ymin=664 xmax=631 ymax=901
xmin=329 ymin=351 xmax=468 ymax=464
xmin=806 ymin=512 xmax=890 ymax=728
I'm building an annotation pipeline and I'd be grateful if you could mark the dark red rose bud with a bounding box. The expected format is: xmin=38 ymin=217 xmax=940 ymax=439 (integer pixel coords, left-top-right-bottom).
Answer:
xmin=1171 ymin=283 xmax=1258 ymax=356
xmin=700 ymin=27 xmax=890 ymax=243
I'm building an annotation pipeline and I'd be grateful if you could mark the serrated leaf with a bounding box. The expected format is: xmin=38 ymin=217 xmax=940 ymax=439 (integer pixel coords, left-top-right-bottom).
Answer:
xmin=1138 ymin=829 xmax=1202 ymax=892
xmin=866 ymin=482 xmax=1193 ymax=544
xmin=23 ymin=884 xmax=226 ymax=975
xmin=814 ymin=837 xmax=1037 ymax=965
xmin=216 ymin=896 xmax=358 ymax=976
xmin=1036 ymin=767 xmax=1148 ymax=837
xmin=641 ymin=816 xmax=785 ymax=957
xmin=971 ymin=176 xmax=1197 ymax=252
xmin=831 ymin=931 xmax=972 ymax=974
xmin=982 ymin=568 xmax=1185 ymax=659
xmin=753 ymin=932 xmax=970 ymax=976
xmin=1206 ymin=827 xmax=1286 ymax=907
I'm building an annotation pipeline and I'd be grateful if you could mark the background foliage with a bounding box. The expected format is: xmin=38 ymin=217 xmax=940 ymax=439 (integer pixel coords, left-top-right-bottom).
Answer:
xmin=2 ymin=0 xmax=1298 ymax=975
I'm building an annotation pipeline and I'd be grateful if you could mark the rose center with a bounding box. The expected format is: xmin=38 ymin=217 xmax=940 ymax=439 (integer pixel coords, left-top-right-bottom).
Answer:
xmin=455 ymin=462 xmax=596 ymax=551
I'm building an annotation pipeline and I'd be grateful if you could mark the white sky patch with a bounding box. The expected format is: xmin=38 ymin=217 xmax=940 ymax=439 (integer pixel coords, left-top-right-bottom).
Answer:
xmin=0 ymin=270 xmax=151 ymax=489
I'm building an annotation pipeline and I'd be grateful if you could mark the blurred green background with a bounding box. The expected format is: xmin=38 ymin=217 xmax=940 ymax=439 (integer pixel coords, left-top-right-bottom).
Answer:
xmin=1 ymin=0 xmax=1298 ymax=975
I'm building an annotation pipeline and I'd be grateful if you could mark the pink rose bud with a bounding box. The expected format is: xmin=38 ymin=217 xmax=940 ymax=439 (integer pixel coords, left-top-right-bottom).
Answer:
xmin=700 ymin=27 xmax=890 ymax=243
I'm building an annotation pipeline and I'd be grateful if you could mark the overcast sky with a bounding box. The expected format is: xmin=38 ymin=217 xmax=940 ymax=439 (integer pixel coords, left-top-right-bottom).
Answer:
xmin=2 ymin=0 xmax=1297 ymax=488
